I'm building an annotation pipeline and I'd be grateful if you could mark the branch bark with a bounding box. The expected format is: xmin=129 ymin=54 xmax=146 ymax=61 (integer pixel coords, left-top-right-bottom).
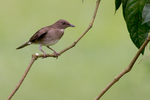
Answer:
xmin=7 ymin=0 xmax=101 ymax=100
xmin=94 ymin=35 xmax=150 ymax=100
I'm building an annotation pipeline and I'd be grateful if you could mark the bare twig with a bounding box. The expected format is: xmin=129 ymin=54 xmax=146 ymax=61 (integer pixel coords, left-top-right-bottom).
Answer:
xmin=7 ymin=0 xmax=101 ymax=100
xmin=7 ymin=55 xmax=37 ymax=100
xmin=94 ymin=35 xmax=150 ymax=100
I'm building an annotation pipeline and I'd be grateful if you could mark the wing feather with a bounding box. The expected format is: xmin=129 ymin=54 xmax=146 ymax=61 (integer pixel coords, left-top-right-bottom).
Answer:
xmin=29 ymin=27 xmax=49 ymax=42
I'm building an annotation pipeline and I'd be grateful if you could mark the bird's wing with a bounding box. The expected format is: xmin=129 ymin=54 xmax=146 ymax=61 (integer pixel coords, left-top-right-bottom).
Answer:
xmin=29 ymin=27 xmax=48 ymax=42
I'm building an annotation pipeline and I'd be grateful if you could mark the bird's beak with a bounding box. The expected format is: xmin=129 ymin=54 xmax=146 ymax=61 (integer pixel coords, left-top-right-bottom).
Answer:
xmin=70 ymin=24 xmax=75 ymax=27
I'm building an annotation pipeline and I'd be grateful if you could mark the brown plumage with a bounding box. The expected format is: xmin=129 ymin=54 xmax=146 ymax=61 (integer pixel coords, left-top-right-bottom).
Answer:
xmin=16 ymin=19 xmax=75 ymax=58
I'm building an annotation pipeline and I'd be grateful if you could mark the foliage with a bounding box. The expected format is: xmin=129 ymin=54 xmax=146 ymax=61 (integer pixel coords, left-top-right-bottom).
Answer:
xmin=115 ymin=0 xmax=150 ymax=54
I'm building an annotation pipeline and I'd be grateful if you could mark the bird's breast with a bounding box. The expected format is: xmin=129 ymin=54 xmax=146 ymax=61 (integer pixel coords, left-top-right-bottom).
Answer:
xmin=37 ymin=28 xmax=64 ymax=46
xmin=42 ymin=38 xmax=59 ymax=46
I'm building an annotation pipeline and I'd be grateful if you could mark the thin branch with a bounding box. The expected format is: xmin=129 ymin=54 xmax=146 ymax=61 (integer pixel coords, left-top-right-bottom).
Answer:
xmin=94 ymin=35 xmax=150 ymax=100
xmin=7 ymin=0 xmax=101 ymax=100
xmin=59 ymin=0 xmax=101 ymax=55
xmin=7 ymin=55 xmax=37 ymax=100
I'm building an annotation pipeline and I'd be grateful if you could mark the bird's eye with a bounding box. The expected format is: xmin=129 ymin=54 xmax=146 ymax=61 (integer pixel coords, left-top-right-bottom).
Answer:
xmin=62 ymin=22 xmax=66 ymax=25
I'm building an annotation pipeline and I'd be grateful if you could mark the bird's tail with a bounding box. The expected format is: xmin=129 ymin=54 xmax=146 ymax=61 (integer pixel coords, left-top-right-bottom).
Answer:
xmin=16 ymin=42 xmax=31 ymax=49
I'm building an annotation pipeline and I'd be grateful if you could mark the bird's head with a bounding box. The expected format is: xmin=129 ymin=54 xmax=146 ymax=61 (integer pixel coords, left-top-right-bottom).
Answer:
xmin=53 ymin=19 xmax=75 ymax=29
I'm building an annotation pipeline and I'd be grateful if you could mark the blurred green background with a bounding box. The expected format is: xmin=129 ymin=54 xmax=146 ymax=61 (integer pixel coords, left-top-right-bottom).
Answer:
xmin=1 ymin=0 xmax=150 ymax=100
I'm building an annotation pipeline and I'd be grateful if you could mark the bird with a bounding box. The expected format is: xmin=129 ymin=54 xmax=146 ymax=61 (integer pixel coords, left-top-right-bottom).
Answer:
xmin=16 ymin=19 xmax=75 ymax=58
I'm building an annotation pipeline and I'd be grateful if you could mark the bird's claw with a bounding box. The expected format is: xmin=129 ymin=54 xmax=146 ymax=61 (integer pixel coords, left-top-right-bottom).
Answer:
xmin=42 ymin=53 xmax=47 ymax=59
xmin=41 ymin=52 xmax=60 ymax=59
xmin=53 ymin=52 xmax=60 ymax=59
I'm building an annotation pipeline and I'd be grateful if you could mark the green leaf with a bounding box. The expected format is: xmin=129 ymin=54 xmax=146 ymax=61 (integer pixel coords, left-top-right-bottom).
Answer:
xmin=115 ymin=0 xmax=122 ymax=11
xmin=122 ymin=0 xmax=128 ymax=18
xmin=142 ymin=3 xmax=150 ymax=28
xmin=125 ymin=0 xmax=148 ymax=54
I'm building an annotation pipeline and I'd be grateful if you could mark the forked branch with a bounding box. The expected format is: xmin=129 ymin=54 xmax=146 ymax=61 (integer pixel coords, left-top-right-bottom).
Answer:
xmin=7 ymin=0 xmax=101 ymax=100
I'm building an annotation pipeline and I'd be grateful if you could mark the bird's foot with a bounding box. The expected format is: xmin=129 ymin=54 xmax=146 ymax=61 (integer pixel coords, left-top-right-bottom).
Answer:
xmin=53 ymin=51 xmax=60 ymax=59
xmin=42 ymin=53 xmax=47 ymax=59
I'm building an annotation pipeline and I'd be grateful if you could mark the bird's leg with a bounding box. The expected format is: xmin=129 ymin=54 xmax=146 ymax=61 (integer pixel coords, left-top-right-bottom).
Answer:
xmin=46 ymin=46 xmax=60 ymax=58
xmin=39 ymin=44 xmax=47 ymax=58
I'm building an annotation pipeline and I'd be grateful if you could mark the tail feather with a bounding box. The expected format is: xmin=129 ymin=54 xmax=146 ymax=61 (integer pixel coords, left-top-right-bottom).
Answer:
xmin=16 ymin=42 xmax=31 ymax=49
